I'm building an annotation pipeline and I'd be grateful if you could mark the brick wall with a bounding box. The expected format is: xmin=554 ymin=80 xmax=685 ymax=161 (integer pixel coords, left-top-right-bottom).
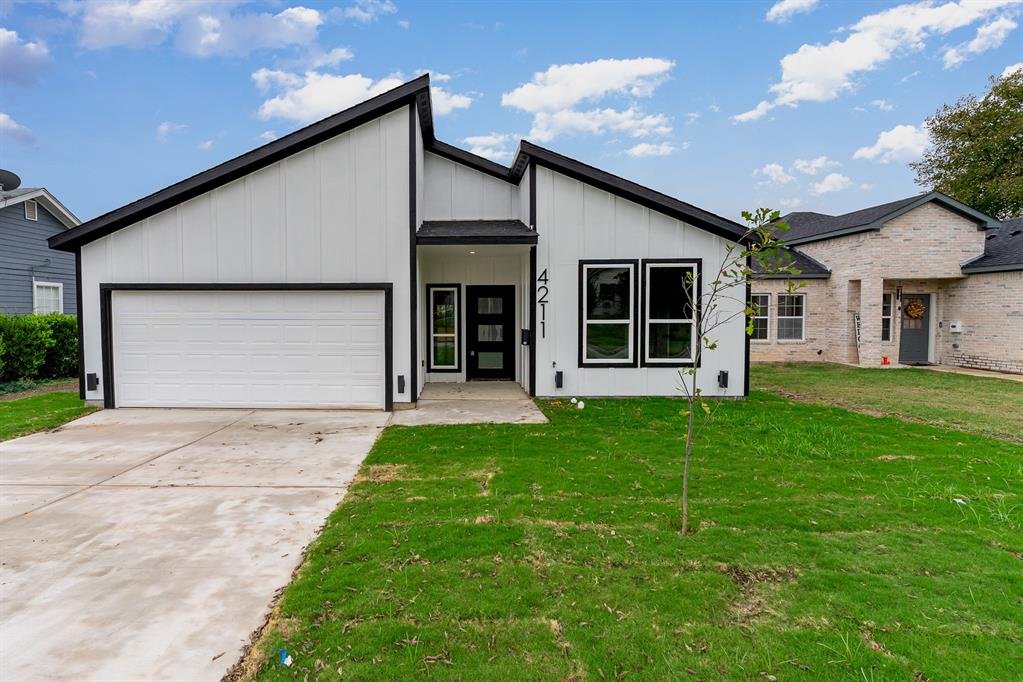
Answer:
xmin=941 ymin=270 xmax=1023 ymax=374
xmin=749 ymin=279 xmax=830 ymax=362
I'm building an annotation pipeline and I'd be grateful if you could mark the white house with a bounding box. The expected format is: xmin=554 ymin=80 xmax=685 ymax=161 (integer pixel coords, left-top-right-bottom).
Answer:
xmin=49 ymin=75 xmax=749 ymax=411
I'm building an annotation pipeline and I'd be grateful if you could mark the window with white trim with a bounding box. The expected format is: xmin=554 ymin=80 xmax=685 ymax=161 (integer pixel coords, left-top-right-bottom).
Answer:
xmin=881 ymin=293 xmax=893 ymax=341
xmin=428 ymin=285 xmax=459 ymax=371
xmin=580 ymin=262 xmax=635 ymax=365
xmin=750 ymin=293 xmax=770 ymax=341
xmin=33 ymin=281 xmax=63 ymax=314
xmin=643 ymin=260 xmax=697 ymax=364
xmin=776 ymin=293 xmax=804 ymax=340
xmin=24 ymin=199 xmax=38 ymax=221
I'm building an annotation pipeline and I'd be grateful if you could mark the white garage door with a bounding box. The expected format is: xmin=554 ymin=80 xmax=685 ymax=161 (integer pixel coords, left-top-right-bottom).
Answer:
xmin=112 ymin=290 xmax=386 ymax=409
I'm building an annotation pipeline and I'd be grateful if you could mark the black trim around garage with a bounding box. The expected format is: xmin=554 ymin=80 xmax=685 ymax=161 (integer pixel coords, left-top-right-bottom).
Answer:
xmin=98 ymin=283 xmax=395 ymax=411
xmin=74 ymin=249 xmax=85 ymax=399
xmin=745 ymin=255 xmax=752 ymax=398
xmin=638 ymin=258 xmax=703 ymax=369
xmin=577 ymin=259 xmax=640 ymax=369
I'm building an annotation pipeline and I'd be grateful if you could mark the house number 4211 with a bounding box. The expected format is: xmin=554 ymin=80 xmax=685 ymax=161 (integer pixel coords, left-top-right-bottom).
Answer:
xmin=536 ymin=268 xmax=549 ymax=339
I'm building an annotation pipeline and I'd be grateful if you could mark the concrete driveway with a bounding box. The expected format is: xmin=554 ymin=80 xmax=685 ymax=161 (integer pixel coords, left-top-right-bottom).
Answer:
xmin=0 ymin=408 xmax=388 ymax=681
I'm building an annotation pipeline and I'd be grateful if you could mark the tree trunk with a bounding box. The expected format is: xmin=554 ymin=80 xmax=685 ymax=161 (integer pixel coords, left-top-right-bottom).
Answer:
xmin=681 ymin=400 xmax=695 ymax=535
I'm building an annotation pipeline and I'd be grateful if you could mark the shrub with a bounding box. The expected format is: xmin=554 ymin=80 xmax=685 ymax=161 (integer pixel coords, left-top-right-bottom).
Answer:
xmin=0 ymin=334 xmax=4 ymax=377
xmin=0 ymin=315 xmax=55 ymax=382
xmin=37 ymin=313 xmax=78 ymax=379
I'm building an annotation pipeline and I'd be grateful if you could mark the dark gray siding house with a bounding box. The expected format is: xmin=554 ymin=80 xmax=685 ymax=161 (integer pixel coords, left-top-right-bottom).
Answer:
xmin=0 ymin=188 xmax=80 ymax=315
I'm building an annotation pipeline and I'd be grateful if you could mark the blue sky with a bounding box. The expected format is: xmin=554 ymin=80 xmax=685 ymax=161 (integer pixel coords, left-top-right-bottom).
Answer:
xmin=1 ymin=0 xmax=1021 ymax=223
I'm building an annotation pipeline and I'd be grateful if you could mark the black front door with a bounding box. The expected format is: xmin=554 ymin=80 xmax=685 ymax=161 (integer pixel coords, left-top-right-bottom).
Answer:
xmin=466 ymin=285 xmax=515 ymax=380
xmin=899 ymin=293 xmax=930 ymax=363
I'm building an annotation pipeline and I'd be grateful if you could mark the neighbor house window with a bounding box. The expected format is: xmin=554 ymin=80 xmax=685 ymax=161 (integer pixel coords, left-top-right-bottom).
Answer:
xmin=881 ymin=293 xmax=893 ymax=341
xmin=24 ymin=199 xmax=38 ymax=221
xmin=428 ymin=285 xmax=459 ymax=371
xmin=776 ymin=293 xmax=804 ymax=341
xmin=643 ymin=260 xmax=698 ymax=364
xmin=33 ymin=281 xmax=62 ymax=314
xmin=750 ymin=293 xmax=770 ymax=341
xmin=579 ymin=261 xmax=636 ymax=365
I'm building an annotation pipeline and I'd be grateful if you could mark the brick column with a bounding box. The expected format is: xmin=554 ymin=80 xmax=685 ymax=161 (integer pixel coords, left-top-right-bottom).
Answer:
xmin=858 ymin=278 xmax=884 ymax=366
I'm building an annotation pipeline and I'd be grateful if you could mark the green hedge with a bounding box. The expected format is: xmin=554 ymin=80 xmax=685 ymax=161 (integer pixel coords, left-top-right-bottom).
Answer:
xmin=0 ymin=314 xmax=78 ymax=382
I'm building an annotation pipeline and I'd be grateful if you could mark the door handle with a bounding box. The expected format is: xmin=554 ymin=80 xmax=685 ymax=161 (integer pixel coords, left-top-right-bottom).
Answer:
xmin=470 ymin=351 xmax=476 ymax=356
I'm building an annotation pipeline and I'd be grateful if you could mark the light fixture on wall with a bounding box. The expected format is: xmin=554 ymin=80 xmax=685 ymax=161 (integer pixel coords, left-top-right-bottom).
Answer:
xmin=468 ymin=250 xmax=476 ymax=255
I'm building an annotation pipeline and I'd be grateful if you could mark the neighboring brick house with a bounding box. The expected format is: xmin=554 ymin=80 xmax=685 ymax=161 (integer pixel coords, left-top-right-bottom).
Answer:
xmin=751 ymin=191 xmax=1023 ymax=375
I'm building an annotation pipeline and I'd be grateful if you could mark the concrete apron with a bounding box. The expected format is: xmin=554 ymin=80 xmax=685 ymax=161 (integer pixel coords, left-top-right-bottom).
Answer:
xmin=0 ymin=408 xmax=388 ymax=682
xmin=390 ymin=381 xmax=549 ymax=426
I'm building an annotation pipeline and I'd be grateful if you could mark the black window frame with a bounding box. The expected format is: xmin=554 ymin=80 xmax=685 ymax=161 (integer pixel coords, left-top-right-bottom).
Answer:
xmin=426 ymin=283 xmax=461 ymax=373
xmin=640 ymin=258 xmax=702 ymax=368
xmin=750 ymin=293 xmax=770 ymax=341
xmin=577 ymin=259 xmax=639 ymax=368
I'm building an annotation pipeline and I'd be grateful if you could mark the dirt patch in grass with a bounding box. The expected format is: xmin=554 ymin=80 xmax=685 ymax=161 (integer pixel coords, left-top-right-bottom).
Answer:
xmin=0 ymin=379 xmax=78 ymax=402
xmin=722 ymin=564 xmax=798 ymax=624
xmin=353 ymin=464 xmax=406 ymax=483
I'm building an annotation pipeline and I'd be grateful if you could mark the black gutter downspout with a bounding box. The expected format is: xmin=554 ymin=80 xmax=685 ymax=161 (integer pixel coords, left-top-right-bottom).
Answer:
xmin=744 ymin=253 xmax=751 ymax=398
xmin=408 ymin=103 xmax=419 ymax=403
xmin=528 ymin=162 xmax=537 ymax=397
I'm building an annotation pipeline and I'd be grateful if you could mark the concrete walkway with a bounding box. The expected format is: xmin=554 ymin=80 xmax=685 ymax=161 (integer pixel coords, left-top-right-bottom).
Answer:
xmin=0 ymin=408 xmax=388 ymax=681
xmin=391 ymin=382 xmax=548 ymax=426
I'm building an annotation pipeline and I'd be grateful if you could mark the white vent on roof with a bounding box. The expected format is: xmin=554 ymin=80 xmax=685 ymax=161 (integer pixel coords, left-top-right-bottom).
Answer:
xmin=24 ymin=199 xmax=38 ymax=221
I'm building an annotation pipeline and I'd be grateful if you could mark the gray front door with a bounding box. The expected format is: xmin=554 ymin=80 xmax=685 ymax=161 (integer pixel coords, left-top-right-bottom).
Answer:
xmin=899 ymin=293 xmax=930 ymax=363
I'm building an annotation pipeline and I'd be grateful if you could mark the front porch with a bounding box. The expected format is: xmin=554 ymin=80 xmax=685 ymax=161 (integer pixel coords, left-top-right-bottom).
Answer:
xmin=391 ymin=381 xmax=547 ymax=426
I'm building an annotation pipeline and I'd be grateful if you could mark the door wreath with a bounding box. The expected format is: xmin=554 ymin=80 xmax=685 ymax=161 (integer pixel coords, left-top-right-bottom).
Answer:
xmin=904 ymin=299 xmax=925 ymax=319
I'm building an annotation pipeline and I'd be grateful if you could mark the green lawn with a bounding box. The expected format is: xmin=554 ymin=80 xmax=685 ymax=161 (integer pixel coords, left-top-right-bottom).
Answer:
xmin=752 ymin=363 xmax=1023 ymax=443
xmin=245 ymin=392 xmax=1022 ymax=680
xmin=0 ymin=392 xmax=97 ymax=441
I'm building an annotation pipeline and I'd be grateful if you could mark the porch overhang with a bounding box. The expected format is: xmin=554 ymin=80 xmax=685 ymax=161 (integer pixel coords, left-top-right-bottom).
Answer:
xmin=416 ymin=220 xmax=537 ymax=245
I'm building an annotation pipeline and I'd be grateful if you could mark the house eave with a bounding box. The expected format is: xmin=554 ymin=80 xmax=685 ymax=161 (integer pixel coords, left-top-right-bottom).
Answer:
xmin=961 ymin=263 xmax=1023 ymax=274
xmin=1 ymin=188 xmax=80 ymax=228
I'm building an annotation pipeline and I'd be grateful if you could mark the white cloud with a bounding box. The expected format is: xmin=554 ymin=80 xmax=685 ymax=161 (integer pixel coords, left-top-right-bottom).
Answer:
xmin=529 ymin=107 xmax=671 ymax=143
xmin=308 ymin=46 xmax=354 ymax=69
xmin=0 ymin=111 xmax=33 ymax=143
xmin=871 ymin=98 xmax=894 ymax=111
xmin=431 ymin=86 xmax=473 ymax=115
xmin=156 ymin=120 xmax=187 ymax=142
xmin=72 ymin=2 xmax=324 ymax=57
xmin=256 ymin=70 xmax=404 ymax=123
xmin=685 ymin=111 xmax=700 ymax=125
xmin=197 ymin=139 xmax=214 ymax=150
xmin=626 ymin=141 xmax=677 ymax=157
xmin=1003 ymin=62 xmax=1023 ymax=77
xmin=853 ymin=123 xmax=929 ymax=163
xmin=766 ymin=0 xmax=819 ymax=23
xmin=734 ymin=0 xmax=1020 ymax=122
xmin=779 ymin=197 xmax=802 ymax=209
xmin=0 ymin=27 xmax=50 ymax=85
xmin=793 ymin=155 xmax=840 ymax=175
xmin=397 ymin=19 xmax=410 ymax=29
xmin=944 ymin=15 xmax=1017 ymax=68
xmin=259 ymin=130 xmax=277 ymax=142
xmin=464 ymin=133 xmax=516 ymax=162
xmin=810 ymin=172 xmax=853 ymax=195
xmin=502 ymin=57 xmax=674 ymax=112
xmin=754 ymin=163 xmax=795 ymax=184
xmin=335 ymin=0 xmax=398 ymax=23
xmin=252 ymin=67 xmax=303 ymax=93
xmin=708 ymin=103 xmax=721 ymax=112
xmin=502 ymin=58 xmax=676 ymax=145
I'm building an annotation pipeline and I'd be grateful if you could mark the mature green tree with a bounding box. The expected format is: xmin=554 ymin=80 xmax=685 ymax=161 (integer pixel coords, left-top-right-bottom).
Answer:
xmin=911 ymin=70 xmax=1023 ymax=220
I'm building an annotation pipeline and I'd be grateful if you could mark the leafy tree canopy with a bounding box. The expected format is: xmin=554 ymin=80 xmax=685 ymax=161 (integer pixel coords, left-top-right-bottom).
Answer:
xmin=911 ymin=71 xmax=1023 ymax=220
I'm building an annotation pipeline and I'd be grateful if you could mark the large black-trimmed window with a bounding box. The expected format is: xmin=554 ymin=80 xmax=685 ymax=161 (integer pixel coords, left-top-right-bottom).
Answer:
xmin=579 ymin=261 xmax=636 ymax=366
xmin=881 ymin=293 xmax=893 ymax=342
xmin=427 ymin=285 xmax=460 ymax=372
xmin=642 ymin=260 xmax=698 ymax=365
xmin=750 ymin=293 xmax=770 ymax=341
xmin=776 ymin=293 xmax=805 ymax=341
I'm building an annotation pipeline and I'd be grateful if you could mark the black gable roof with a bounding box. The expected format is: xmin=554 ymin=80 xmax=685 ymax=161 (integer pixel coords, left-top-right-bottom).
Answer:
xmin=963 ymin=217 xmax=1023 ymax=273
xmin=779 ymin=192 xmax=995 ymax=245
xmin=751 ymin=247 xmax=831 ymax=279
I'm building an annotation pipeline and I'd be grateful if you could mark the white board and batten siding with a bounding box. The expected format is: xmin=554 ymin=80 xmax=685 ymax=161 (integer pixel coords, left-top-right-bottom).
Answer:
xmin=533 ymin=166 xmax=746 ymax=398
xmin=80 ymin=106 xmax=413 ymax=406
xmin=422 ymin=153 xmax=520 ymax=221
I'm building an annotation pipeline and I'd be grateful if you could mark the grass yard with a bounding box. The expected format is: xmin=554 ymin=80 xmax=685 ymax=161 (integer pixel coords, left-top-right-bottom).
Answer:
xmin=752 ymin=363 xmax=1023 ymax=443
xmin=244 ymin=392 xmax=1022 ymax=681
xmin=0 ymin=392 xmax=97 ymax=441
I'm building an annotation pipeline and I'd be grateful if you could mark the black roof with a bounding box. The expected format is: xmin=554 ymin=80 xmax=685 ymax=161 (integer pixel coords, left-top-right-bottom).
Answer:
xmin=963 ymin=216 xmax=1023 ymax=273
xmin=751 ymin=246 xmax=831 ymax=279
xmin=780 ymin=191 xmax=996 ymax=245
xmin=417 ymin=220 xmax=537 ymax=245
xmin=50 ymin=75 xmax=746 ymax=252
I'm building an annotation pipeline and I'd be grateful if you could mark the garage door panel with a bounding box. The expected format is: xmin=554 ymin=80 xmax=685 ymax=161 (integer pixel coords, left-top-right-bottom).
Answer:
xmin=112 ymin=290 xmax=386 ymax=409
